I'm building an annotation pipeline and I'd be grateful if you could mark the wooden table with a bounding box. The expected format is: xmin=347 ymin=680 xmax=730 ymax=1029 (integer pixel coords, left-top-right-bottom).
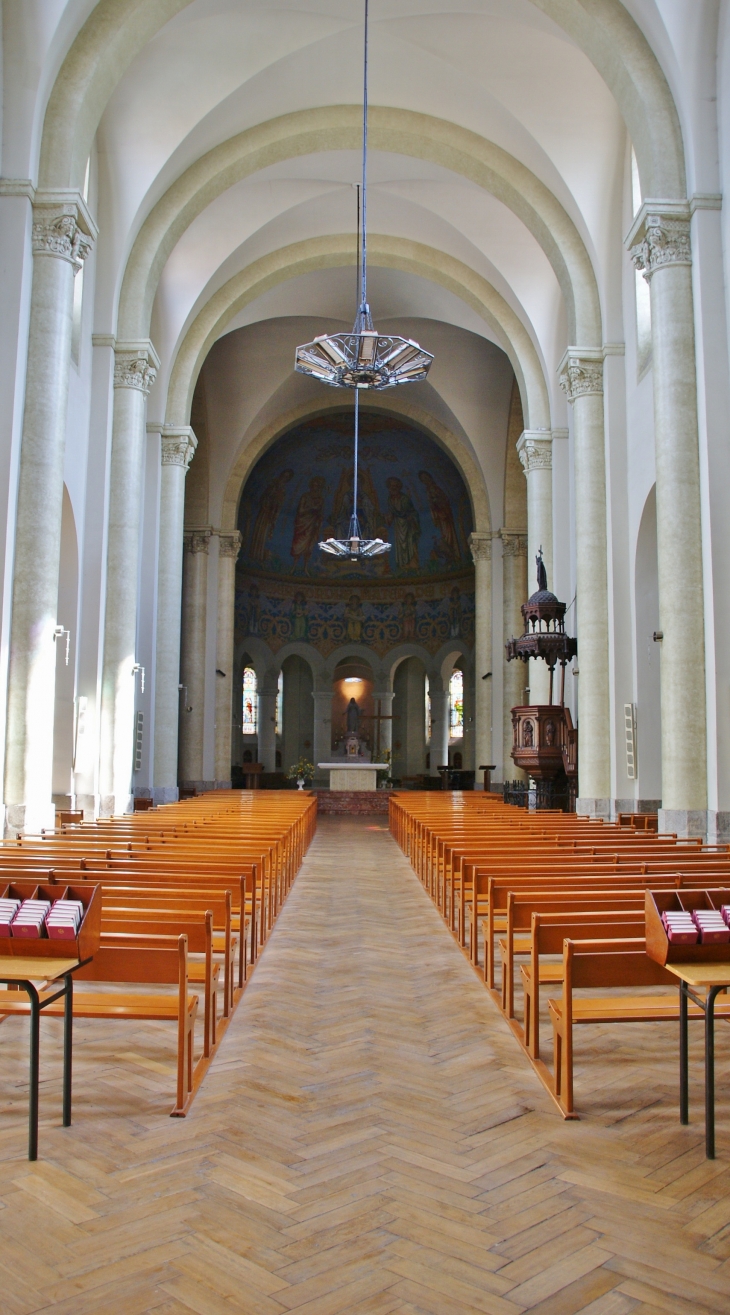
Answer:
xmin=665 ymin=961 xmax=730 ymax=1158
xmin=0 ymin=956 xmax=90 ymax=1160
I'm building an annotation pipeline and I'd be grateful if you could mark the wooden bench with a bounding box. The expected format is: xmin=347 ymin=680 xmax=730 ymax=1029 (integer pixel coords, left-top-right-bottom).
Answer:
xmin=0 ymin=936 xmax=198 ymax=1115
xmin=548 ymin=938 xmax=730 ymax=1117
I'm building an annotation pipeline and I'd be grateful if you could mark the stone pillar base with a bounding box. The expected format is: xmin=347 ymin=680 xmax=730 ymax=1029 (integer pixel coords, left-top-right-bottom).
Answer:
xmin=576 ymin=797 xmax=611 ymax=821
xmin=707 ymin=812 xmax=730 ymax=845
xmin=659 ymin=808 xmax=708 ymax=840
xmin=75 ymin=793 xmax=99 ymax=821
xmin=611 ymin=798 xmax=662 ymax=820
xmin=152 ymin=786 xmax=179 ymax=805
xmin=4 ymin=803 xmax=25 ymax=835
xmin=214 ymin=779 xmax=232 ymax=790
xmin=179 ymin=779 xmax=215 ymax=793
xmin=99 ymin=793 xmax=133 ymax=817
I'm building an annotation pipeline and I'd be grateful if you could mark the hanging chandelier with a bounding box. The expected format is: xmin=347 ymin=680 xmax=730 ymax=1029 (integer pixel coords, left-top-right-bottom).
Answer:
xmin=295 ymin=0 xmax=434 ymax=391
xmin=318 ymin=391 xmax=390 ymax=559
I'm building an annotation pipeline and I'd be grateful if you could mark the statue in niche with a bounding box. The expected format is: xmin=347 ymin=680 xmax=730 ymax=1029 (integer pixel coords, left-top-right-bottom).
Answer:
xmin=346 ymin=698 xmax=361 ymax=734
xmin=523 ymin=720 xmax=534 ymax=748
xmin=545 ymin=720 xmax=556 ymax=746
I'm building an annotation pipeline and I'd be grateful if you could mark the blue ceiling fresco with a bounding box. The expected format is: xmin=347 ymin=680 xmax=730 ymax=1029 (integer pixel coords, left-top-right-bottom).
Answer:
xmin=237 ymin=410 xmax=474 ymax=583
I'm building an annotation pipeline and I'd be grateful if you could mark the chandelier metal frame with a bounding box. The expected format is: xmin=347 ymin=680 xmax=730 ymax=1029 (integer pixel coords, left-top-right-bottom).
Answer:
xmin=295 ymin=0 xmax=434 ymax=392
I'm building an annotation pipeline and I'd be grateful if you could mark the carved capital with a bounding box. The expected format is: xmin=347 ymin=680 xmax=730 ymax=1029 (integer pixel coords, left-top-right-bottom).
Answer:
xmin=628 ymin=201 xmax=691 ymax=281
xmin=32 ymin=197 xmax=94 ymax=273
xmin=114 ymin=346 xmax=158 ymax=394
xmin=161 ymin=427 xmax=197 ymax=469
xmin=218 ymin=531 xmax=242 ymax=561
xmin=558 ymin=349 xmax=603 ymax=402
xmin=184 ymin=529 xmax=211 ymax=555
xmin=517 ymin=431 xmax=552 ymax=474
xmin=501 ymin=532 xmax=528 ymax=558
xmin=469 ymin=532 xmax=492 ymax=564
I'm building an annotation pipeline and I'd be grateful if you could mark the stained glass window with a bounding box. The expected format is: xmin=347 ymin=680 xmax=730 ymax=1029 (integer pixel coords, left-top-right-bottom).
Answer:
xmin=276 ymin=670 xmax=283 ymax=737
xmin=425 ymin=675 xmax=431 ymax=741
xmin=243 ymin=666 xmax=257 ymax=733
xmin=449 ymin=669 xmax=463 ymax=738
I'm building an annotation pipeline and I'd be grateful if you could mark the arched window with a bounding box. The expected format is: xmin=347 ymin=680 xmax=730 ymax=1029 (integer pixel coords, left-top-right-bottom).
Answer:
xmin=449 ymin=669 xmax=464 ymax=738
xmin=242 ymin=666 xmax=257 ymax=733
xmin=276 ymin=670 xmax=283 ymax=737
xmin=425 ymin=675 xmax=431 ymax=741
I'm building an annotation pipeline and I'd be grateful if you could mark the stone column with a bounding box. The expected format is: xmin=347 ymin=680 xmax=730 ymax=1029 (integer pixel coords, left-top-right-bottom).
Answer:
xmin=257 ymin=677 xmax=278 ymax=773
xmin=517 ymin=431 xmax=552 ymax=707
xmin=4 ymin=193 xmax=95 ymax=832
xmin=469 ymin=533 xmax=493 ymax=781
xmin=502 ymin=531 xmax=528 ymax=780
xmin=213 ymin=532 xmax=241 ymax=788
xmin=559 ymin=349 xmax=611 ymax=815
xmin=312 ymin=688 xmax=333 ymax=783
xmin=152 ymin=428 xmax=197 ymax=803
xmin=98 ymin=342 xmax=159 ymax=816
xmin=371 ymin=689 xmax=395 ymax=762
xmin=179 ymin=529 xmax=210 ymax=788
xmin=629 ymin=203 xmax=707 ymax=835
xmin=429 ymin=686 xmax=450 ymax=771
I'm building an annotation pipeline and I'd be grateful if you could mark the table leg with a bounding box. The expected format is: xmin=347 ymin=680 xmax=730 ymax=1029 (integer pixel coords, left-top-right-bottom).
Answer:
xmin=705 ymin=985 xmax=722 ymax=1160
xmin=679 ymin=980 xmax=689 ymax=1125
xmin=26 ymin=983 xmax=40 ymax=1161
xmin=63 ymin=974 xmax=73 ymax=1127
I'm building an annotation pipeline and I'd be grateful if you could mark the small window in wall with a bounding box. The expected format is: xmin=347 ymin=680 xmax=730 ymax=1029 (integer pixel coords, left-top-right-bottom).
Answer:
xmin=631 ymin=147 xmax=652 ymax=379
xmin=425 ymin=675 xmax=431 ymax=741
xmin=276 ymin=670 xmax=283 ymax=736
xmin=449 ymin=669 xmax=464 ymax=738
xmin=243 ymin=666 xmax=257 ymax=733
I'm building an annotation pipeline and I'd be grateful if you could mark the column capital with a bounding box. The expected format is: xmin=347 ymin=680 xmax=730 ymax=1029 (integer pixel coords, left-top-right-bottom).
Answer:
xmin=626 ymin=199 xmax=691 ymax=281
xmin=500 ymin=531 xmax=528 ymax=558
xmin=114 ymin=339 xmax=160 ymax=394
xmin=184 ymin=528 xmax=211 ymax=555
xmin=218 ymin=531 xmax=242 ymax=561
xmin=558 ymin=347 xmax=604 ymax=402
xmin=517 ymin=430 xmax=552 ymax=473
xmin=161 ymin=426 xmax=197 ymax=470
xmin=469 ymin=531 xmax=492 ymax=563
xmin=32 ymin=190 xmax=97 ymax=272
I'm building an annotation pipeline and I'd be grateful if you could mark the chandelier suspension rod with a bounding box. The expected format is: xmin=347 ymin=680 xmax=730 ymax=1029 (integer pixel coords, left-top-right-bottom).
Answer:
xmin=360 ymin=0 xmax=369 ymax=312
xmin=353 ymin=389 xmax=359 ymax=524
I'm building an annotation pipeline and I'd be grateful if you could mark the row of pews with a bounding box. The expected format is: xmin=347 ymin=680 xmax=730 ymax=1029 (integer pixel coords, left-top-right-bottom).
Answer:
xmin=0 ymin=791 xmax=316 ymax=1114
xmin=390 ymin=792 xmax=730 ymax=1117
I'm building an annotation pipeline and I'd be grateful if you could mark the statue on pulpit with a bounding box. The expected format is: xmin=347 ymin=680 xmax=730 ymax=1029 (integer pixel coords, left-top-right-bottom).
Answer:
xmin=346 ymin=697 xmax=361 ymax=734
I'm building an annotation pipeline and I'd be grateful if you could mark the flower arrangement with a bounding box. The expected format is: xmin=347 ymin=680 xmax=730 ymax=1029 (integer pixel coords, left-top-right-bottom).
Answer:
xmin=287 ymin=759 xmax=315 ymax=788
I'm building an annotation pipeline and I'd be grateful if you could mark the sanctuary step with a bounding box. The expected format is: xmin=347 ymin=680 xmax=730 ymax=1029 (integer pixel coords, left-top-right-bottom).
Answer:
xmin=312 ymin=789 xmax=390 ymax=814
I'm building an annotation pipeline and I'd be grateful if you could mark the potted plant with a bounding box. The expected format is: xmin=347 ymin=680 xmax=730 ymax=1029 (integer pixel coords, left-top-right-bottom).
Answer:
xmin=377 ymin=749 xmax=392 ymax=789
xmin=287 ymin=759 xmax=315 ymax=790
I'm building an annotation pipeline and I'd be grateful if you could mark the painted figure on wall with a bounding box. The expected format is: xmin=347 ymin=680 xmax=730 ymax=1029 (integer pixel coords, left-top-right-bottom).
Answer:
xmin=291 ymin=476 xmax=327 ymax=572
xmin=344 ymin=593 xmax=365 ymax=642
xmin=386 ymin=477 xmax=420 ymax=570
xmin=249 ymin=469 xmax=293 ymax=562
xmin=290 ymin=591 xmax=308 ymax=641
xmin=401 ymin=592 xmax=417 ymax=641
xmin=448 ymin=585 xmax=462 ymax=638
xmin=419 ymin=471 xmax=460 ymax=562
xmin=247 ymin=583 xmax=261 ymax=635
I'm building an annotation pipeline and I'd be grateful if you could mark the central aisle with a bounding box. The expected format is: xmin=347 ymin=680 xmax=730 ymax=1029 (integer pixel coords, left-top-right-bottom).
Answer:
xmin=6 ymin=815 xmax=728 ymax=1312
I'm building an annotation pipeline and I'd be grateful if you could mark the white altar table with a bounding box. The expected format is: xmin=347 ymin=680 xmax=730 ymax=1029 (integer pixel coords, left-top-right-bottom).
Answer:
xmin=318 ymin=762 xmax=388 ymax=791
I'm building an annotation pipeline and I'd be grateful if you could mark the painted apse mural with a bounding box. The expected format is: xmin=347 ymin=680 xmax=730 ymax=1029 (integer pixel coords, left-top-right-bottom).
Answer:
xmin=235 ymin=411 xmax=475 ymax=660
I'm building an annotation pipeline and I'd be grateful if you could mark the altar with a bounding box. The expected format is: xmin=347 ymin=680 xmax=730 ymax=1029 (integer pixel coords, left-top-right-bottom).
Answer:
xmin=318 ymin=762 xmax=389 ymax=791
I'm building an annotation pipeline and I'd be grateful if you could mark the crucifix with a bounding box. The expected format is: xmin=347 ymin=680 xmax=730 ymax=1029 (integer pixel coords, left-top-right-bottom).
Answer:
xmin=361 ymin=698 xmax=400 ymax=763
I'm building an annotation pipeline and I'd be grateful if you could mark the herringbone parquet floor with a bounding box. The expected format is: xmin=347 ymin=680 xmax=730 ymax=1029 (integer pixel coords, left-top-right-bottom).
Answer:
xmin=1 ymin=816 xmax=730 ymax=1313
